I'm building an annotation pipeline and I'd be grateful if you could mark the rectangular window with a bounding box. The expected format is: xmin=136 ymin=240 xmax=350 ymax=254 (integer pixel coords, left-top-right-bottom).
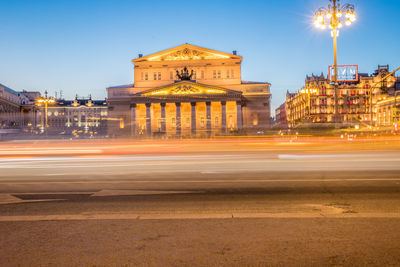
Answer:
xmin=193 ymin=71 xmax=196 ymax=80
xmin=201 ymin=70 xmax=204 ymax=79
xmin=201 ymin=117 xmax=205 ymax=127
xmin=231 ymin=70 xmax=234 ymax=78
xmin=145 ymin=72 xmax=148 ymax=80
xmin=158 ymin=72 xmax=161 ymax=80
xmin=227 ymin=70 xmax=230 ymax=79
xmin=186 ymin=118 xmax=190 ymax=127
xmin=154 ymin=73 xmax=157 ymax=80
xmin=141 ymin=72 xmax=144 ymax=80
xmin=215 ymin=117 xmax=219 ymax=125
xmin=172 ymin=118 xmax=176 ymax=127
xmin=170 ymin=71 xmax=173 ymax=80
xmin=217 ymin=71 xmax=221 ymax=79
xmin=213 ymin=70 xmax=217 ymax=79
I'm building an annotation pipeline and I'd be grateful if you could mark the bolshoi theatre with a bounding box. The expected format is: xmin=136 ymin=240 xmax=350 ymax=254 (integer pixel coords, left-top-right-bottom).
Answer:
xmin=107 ymin=44 xmax=271 ymax=137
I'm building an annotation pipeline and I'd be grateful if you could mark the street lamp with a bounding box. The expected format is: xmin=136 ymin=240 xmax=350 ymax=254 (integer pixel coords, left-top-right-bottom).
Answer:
xmin=314 ymin=0 xmax=356 ymax=126
xmin=36 ymin=90 xmax=56 ymax=133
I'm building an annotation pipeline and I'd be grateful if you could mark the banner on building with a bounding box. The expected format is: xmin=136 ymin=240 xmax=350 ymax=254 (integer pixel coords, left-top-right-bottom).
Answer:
xmin=329 ymin=65 xmax=359 ymax=82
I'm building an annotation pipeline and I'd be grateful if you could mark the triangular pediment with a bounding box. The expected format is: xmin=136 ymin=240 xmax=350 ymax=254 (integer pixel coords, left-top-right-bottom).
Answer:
xmin=134 ymin=44 xmax=241 ymax=62
xmin=139 ymin=81 xmax=242 ymax=97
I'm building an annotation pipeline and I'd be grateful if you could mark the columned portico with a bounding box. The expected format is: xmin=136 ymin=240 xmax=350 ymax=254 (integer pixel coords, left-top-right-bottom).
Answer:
xmin=126 ymin=81 xmax=245 ymax=137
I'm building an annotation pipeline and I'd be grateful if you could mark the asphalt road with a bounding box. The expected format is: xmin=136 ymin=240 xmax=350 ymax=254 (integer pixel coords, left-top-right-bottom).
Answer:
xmin=1 ymin=138 xmax=400 ymax=266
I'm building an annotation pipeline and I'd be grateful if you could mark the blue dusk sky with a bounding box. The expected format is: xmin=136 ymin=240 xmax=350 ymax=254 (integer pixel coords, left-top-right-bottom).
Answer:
xmin=1 ymin=0 xmax=399 ymax=111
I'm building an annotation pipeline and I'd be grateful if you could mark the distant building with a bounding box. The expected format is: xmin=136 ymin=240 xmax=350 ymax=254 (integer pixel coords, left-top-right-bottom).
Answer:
xmin=274 ymin=103 xmax=287 ymax=129
xmin=107 ymin=44 xmax=271 ymax=137
xmin=0 ymin=83 xmax=39 ymax=131
xmin=43 ymin=96 xmax=108 ymax=137
xmin=284 ymin=65 xmax=397 ymax=128
xmin=375 ymin=75 xmax=400 ymax=127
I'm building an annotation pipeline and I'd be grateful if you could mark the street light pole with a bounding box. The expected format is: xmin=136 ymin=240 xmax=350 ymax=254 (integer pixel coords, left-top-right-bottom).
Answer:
xmin=333 ymin=27 xmax=338 ymax=126
xmin=314 ymin=0 xmax=356 ymax=127
xmin=36 ymin=90 xmax=56 ymax=134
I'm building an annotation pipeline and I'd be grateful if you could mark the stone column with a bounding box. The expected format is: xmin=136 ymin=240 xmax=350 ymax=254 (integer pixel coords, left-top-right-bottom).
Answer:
xmin=131 ymin=104 xmax=136 ymax=136
xmin=191 ymin=102 xmax=197 ymax=135
xmin=175 ymin=102 xmax=181 ymax=135
xmin=160 ymin=103 xmax=166 ymax=132
xmin=236 ymin=101 xmax=243 ymax=129
xmin=221 ymin=101 xmax=226 ymax=134
xmin=146 ymin=103 xmax=152 ymax=136
xmin=206 ymin=102 xmax=212 ymax=134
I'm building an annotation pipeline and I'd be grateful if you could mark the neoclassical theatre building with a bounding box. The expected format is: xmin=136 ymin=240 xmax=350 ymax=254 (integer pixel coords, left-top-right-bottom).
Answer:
xmin=107 ymin=44 xmax=271 ymax=137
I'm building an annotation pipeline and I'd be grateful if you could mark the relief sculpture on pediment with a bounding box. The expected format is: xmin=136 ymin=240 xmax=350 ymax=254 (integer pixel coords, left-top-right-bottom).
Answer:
xmin=156 ymin=48 xmax=229 ymax=61
xmin=171 ymin=85 xmax=201 ymax=95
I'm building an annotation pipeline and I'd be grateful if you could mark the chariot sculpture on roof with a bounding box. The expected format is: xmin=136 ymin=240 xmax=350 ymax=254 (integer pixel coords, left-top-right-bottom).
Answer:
xmin=176 ymin=67 xmax=194 ymax=80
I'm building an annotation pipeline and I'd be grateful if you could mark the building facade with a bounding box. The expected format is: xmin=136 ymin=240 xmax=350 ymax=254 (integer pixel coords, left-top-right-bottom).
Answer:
xmin=285 ymin=65 xmax=398 ymax=128
xmin=107 ymin=44 xmax=271 ymax=137
xmin=41 ymin=97 xmax=108 ymax=136
xmin=274 ymin=103 xmax=288 ymax=129
xmin=0 ymin=83 xmax=39 ymax=131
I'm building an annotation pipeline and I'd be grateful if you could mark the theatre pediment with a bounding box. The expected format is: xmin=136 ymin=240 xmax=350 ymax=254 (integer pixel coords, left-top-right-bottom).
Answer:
xmin=140 ymin=82 xmax=241 ymax=97
xmin=134 ymin=44 xmax=239 ymax=62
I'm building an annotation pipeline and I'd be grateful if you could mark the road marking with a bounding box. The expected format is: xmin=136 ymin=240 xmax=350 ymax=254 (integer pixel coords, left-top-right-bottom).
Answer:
xmin=1 ymin=212 xmax=400 ymax=222
xmin=92 ymin=189 xmax=200 ymax=197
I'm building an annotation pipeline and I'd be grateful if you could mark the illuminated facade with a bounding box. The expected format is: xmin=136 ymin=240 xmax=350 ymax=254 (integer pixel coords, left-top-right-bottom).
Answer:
xmin=107 ymin=44 xmax=271 ymax=137
xmin=42 ymin=97 xmax=108 ymax=136
xmin=375 ymin=77 xmax=400 ymax=127
xmin=285 ymin=65 xmax=397 ymax=128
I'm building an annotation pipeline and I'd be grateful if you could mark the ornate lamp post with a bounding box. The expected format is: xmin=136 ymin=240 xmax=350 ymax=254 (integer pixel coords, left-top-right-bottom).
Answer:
xmin=314 ymin=0 xmax=356 ymax=125
xmin=36 ymin=90 xmax=56 ymax=133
